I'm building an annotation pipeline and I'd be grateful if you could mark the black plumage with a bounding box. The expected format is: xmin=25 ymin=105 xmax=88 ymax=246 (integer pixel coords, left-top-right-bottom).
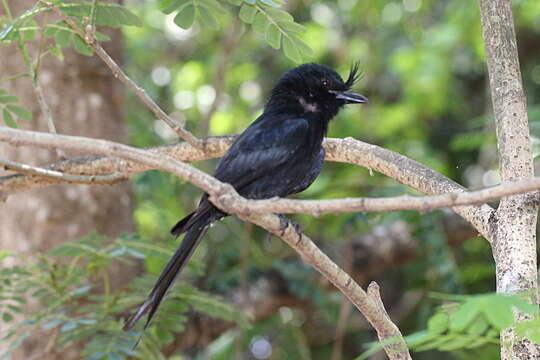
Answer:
xmin=123 ymin=63 xmax=367 ymax=331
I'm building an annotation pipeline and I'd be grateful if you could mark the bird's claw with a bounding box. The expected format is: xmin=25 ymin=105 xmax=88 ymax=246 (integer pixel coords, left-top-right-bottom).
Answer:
xmin=277 ymin=214 xmax=303 ymax=236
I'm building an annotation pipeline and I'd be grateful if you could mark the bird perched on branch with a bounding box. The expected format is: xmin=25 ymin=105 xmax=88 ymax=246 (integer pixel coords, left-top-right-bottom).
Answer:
xmin=124 ymin=63 xmax=367 ymax=331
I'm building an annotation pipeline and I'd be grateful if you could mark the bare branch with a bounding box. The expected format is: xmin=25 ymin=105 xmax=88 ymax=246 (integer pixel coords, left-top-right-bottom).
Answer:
xmin=216 ymin=177 xmax=540 ymax=216
xmin=0 ymin=158 xmax=125 ymax=185
xmin=38 ymin=0 xmax=203 ymax=148
xmin=0 ymin=131 xmax=496 ymax=238
xmin=241 ymin=213 xmax=411 ymax=359
xmin=0 ymin=126 xmax=410 ymax=359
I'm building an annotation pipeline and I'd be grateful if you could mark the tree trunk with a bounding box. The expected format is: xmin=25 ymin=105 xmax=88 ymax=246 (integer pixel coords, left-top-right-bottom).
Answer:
xmin=479 ymin=0 xmax=540 ymax=358
xmin=0 ymin=1 xmax=134 ymax=359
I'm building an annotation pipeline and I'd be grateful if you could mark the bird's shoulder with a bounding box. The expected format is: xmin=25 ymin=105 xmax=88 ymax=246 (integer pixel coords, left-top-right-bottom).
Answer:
xmin=235 ymin=113 xmax=310 ymax=151
xmin=213 ymin=115 xmax=310 ymax=183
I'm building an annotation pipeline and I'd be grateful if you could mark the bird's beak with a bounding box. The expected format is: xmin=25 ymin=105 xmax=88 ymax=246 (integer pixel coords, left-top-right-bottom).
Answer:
xmin=330 ymin=90 xmax=368 ymax=104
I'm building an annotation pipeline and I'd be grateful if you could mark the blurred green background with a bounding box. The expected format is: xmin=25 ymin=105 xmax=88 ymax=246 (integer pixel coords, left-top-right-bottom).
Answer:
xmin=3 ymin=0 xmax=538 ymax=358
xmin=117 ymin=0 xmax=540 ymax=358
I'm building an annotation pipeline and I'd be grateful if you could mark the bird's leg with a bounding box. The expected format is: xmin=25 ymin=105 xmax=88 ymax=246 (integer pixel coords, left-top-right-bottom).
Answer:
xmin=277 ymin=214 xmax=303 ymax=237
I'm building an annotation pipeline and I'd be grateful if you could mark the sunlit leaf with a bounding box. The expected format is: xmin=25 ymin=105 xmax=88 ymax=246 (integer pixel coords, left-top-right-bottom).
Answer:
xmin=198 ymin=5 xmax=220 ymax=30
xmin=239 ymin=4 xmax=257 ymax=23
xmin=282 ymin=35 xmax=301 ymax=63
xmin=265 ymin=23 xmax=281 ymax=49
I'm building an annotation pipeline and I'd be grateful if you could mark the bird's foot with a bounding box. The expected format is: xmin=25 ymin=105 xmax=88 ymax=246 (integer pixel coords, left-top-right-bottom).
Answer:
xmin=277 ymin=214 xmax=303 ymax=236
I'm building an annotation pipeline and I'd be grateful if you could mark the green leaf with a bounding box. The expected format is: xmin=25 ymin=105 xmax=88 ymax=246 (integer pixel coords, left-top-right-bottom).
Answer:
xmin=265 ymin=23 xmax=281 ymax=49
xmin=282 ymin=35 xmax=301 ymax=63
xmin=174 ymin=3 xmax=196 ymax=29
xmin=159 ymin=0 xmax=186 ymax=14
xmin=516 ymin=316 xmax=540 ymax=344
xmin=449 ymin=299 xmax=481 ymax=331
xmin=55 ymin=29 xmax=72 ymax=48
xmin=252 ymin=12 xmax=270 ymax=33
xmin=199 ymin=0 xmax=226 ymax=14
xmin=437 ymin=335 xmax=474 ymax=351
xmin=198 ymin=5 xmax=220 ymax=30
xmin=278 ymin=20 xmax=306 ymax=34
xmin=265 ymin=8 xmax=293 ymax=22
xmin=483 ymin=304 xmax=514 ymax=330
xmin=44 ymin=26 xmax=58 ymax=38
xmin=466 ymin=316 xmax=489 ymax=335
xmin=290 ymin=35 xmax=313 ymax=57
xmin=3 ymin=109 xmax=17 ymax=128
xmin=21 ymin=21 xmax=37 ymax=41
xmin=0 ymin=95 xmax=19 ymax=103
xmin=95 ymin=31 xmax=111 ymax=42
xmin=239 ymin=4 xmax=257 ymax=23
xmin=6 ymin=105 xmax=32 ymax=121
xmin=228 ymin=0 xmax=242 ymax=5
xmin=414 ymin=334 xmax=456 ymax=352
xmin=7 ymin=305 xmax=21 ymax=313
xmin=427 ymin=312 xmax=449 ymax=335
xmin=73 ymin=36 xmax=93 ymax=56
xmin=116 ymin=239 xmax=172 ymax=259
xmin=96 ymin=4 xmax=142 ymax=27
xmin=2 ymin=312 xmax=13 ymax=322
xmin=113 ymin=5 xmax=144 ymax=27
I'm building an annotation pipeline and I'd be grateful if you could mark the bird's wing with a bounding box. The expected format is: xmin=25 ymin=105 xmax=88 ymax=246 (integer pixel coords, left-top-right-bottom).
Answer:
xmin=213 ymin=115 xmax=310 ymax=190
xmin=172 ymin=116 xmax=309 ymax=236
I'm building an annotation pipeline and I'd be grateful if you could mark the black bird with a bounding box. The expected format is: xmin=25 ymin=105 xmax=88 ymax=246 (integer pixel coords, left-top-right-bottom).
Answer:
xmin=123 ymin=63 xmax=367 ymax=331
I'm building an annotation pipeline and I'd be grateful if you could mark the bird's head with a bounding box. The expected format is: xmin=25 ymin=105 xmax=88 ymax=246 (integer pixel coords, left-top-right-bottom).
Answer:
xmin=266 ymin=63 xmax=368 ymax=119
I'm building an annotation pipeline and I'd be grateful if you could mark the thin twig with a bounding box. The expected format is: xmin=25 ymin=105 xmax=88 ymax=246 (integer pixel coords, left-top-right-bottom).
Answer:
xmin=89 ymin=0 xmax=98 ymax=32
xmin=13 ymin=7 xmax=64 ymax=158
xmin=0 ymin=158 xmax=125 ymax=185
xmin=38 ymin=0 xmax=202 ymax=148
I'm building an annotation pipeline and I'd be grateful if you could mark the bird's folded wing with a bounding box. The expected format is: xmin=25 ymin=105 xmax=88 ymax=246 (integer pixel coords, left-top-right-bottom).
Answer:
xmin=213 ymin=115 xmax=310 ymax=190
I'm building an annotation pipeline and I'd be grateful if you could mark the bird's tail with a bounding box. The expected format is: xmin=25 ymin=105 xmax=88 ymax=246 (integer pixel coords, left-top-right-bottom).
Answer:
xmin=123 ymin=225 xmax=207 ymax=332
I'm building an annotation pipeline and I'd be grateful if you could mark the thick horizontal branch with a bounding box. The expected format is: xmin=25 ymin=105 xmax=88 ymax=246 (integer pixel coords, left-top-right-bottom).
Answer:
xmin=0 ymin=127 xmax=410 ymax=359
xmin=0 ymin=132 xmax=494 ymax=238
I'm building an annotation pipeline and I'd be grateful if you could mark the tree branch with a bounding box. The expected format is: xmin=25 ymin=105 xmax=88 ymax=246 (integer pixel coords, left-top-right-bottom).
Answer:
xmin=0 ymin=158 xmax=125 ymax=185
xmin=0 ymin=134 xmax=496 ymax=240
xmin=0 ymin=126 xmax=411 ymax=360
xmin=38 ymin=0 xmax=202 ymax=148
xmin=216 ymin=177 xmax=539 ymax=216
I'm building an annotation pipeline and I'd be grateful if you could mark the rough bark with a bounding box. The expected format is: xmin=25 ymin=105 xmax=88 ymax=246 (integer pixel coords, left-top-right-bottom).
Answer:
xmin=479 ymin=0 xmax=540 ymax=358
xmin=0 ymin=0 xmax=134 ymax=359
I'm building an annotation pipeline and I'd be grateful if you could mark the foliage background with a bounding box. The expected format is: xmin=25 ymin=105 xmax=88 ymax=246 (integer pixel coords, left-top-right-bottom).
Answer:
xmin=1 ymin=0 xmax=540 ymax=359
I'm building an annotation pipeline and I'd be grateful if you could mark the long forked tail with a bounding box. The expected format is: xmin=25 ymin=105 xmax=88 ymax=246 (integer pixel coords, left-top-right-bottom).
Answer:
xmin=123 ymin=226 xmax=207 ymax=332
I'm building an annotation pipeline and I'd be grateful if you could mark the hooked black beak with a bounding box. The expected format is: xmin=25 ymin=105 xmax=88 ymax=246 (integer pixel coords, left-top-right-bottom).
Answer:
xmin=330 ymin=90 xmax=368 ymax=104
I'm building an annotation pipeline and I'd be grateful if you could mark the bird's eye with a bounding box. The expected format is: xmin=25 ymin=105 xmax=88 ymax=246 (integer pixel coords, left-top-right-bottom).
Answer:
xmin=322 ymin=79 xmax=329 ymax=88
